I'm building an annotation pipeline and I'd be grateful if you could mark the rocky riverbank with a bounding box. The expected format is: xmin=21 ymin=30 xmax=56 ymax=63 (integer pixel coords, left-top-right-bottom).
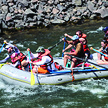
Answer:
xmin=0 ymin=0 xmax=108 ymax=31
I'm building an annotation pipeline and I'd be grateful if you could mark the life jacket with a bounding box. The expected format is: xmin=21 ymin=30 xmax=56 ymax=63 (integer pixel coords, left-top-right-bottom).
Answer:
xmin=54 ymin=62 xmax=64 ymax=70
xmin=17 ymin=65 xmax=22 ymax=70
xmin=11 ymin=55 xmax=22 ymax=70
xmin=81 ymin=34 xmax=90 ymax=52
xmin=34 ymin=49 xmax=53 ymax=70
xmin=102 ymin=47 xmax=108 ymax=61
xmin=11 ymin=52 xmax=26 ymax=64
xmin=82 ymin=33 xmax=87 ymax=38
xmin=83 ymin=44 xmax=90 ymax=52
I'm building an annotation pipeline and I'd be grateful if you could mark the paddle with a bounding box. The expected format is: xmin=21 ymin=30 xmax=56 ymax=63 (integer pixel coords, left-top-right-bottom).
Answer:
xmin=48 ymin=39 xmax=63 ymax=51
xmin=28 ymin=50 xmax=35 ymax=85
xmin=66 ymin=54 xmax=108 ymax=70
xmin=90 ymin=47 xmax=108 ymax=57
xmin=0 ymin=41 xmax=6 ymax=53
xmin=62 ymin=37 xmax=66 ymax=57
xmin=0 ymin=63 xmax=6 ymax=69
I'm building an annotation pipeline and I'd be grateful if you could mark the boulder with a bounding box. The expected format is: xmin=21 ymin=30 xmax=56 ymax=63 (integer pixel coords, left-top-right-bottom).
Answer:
xmin=24 ymin=9 xmax=36 ymax=15
xmin=72 ymin=0 xmax=82 ymax=6
xmin=87 ymin=1 xmax=97 ymax=12
xmin=50 ymin=19 xmax=65 ymax=24
xmin=1 ymin=5 xmax=8 ymax=14
xmin=93 ymin=8 xmax=108 ymax=18
xmin=52 ymin=8 xmax=59 ymax=14
xmin=6 ymin=13 xmax=13 ymax=21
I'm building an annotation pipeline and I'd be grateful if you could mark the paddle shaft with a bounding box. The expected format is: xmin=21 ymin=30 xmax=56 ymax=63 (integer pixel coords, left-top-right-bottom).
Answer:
xmin=62 ymin=37 xmax=66 ymax=57
xmin=91 ymin=47 xmax=108 ymax=57
xmin=66 ymin=54 xmax=108 ymax=70
xmin=28 ymin=50 xmax=35 ymax=85
xmin=48 ymin=39 xmax=63 ymax=51
xmin=28 ymin=51 xmax=32 ymax=70
xmin=0 ymin=42 xmax=5 ymax=53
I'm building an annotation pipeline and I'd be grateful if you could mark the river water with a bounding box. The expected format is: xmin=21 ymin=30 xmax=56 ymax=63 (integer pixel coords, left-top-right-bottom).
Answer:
xmin=0 ymin=19 xmax=108 ymax=108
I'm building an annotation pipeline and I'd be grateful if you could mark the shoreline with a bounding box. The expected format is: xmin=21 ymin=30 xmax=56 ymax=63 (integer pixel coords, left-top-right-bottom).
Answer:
xmin=0 ymin=0 xmax=108 ymax=33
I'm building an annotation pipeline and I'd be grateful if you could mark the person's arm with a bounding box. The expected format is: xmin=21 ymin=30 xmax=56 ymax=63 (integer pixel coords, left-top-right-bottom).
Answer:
xmin=64 ymin=33 xmax=73 ymax=39
xmin=0 ymin=55 xmax=10 ymax=63
xmin=33 ymin=56 xmax=50 ymax=66
xmin=63 ymin=44 xmax=72 ymax=52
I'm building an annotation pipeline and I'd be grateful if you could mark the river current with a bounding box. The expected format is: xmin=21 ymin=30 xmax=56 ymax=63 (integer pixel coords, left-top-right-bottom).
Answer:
xmin=0 ymin=19 xmax=108 ymax=108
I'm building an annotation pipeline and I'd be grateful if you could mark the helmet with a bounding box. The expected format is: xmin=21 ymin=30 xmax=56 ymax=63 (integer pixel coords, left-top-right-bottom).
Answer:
xmin=36 ymin=46 xmax=45 ymax=53
xmin=11 ymin=53 xmax=18 ymax=58
xmin=103 ymin=27 xmax=108 ymax=32
xmin=71 ymin=35 xmax=79 ymax=41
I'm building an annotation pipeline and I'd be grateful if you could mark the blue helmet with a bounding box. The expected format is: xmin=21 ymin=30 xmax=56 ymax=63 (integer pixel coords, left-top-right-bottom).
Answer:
xmin=103 ymin=27 xmax=108 ymax=32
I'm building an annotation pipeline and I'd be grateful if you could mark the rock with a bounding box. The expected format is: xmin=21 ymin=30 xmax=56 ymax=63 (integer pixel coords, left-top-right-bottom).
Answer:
xmin=70 ymin=16 xmax=81 ymax=21
xmin=64 ymin=16 xmax=70 ymax=21
xmin=6 ymin=13 xmax=13 ymax=21
xmin=90 ymin=14 xmax=97 ymax=19
xmin=57 ymin=4 xmax=65 ymax=11
xmin=48 ymin=0 xmax=54 ymax=5
xmin=7 ymin=0 xmax=13 ymax=3
xmin=37 ymin=4 xmax=44 ymax=14
xmin=2 ymin=20 xmax=8 ymax=28
xmin=44 ymin=6 xmax=51 ymax=13
xmin=87 ymin=1 xmax=97 ymax=12
xmin=31 ymin=0 xmax=38 ymax=3
xmin=103 ymin=1 xmax=108 ymax=7
xmin=93 ymin=8 xmax=108 ymax=18
xmin=9 ymin=7 xmax=14 ymax=13
xmin=50 ymin=19 xmax=65 ymax=24
xmin=72 ymin=0 xmax=82 ymax=6
xmin=24 ymin=9 xmax=36 ymax=15
xmin=8 ymin=3 xmax=14 ymax=6
xmin=52 ymin=8 xmax=59 ymax=14
xmin=1 ymin=5 xmax=8 ymax=14
xmin=29 ymin=22 xmax=37 ymax=27
xmin=75 ymin=7 xmax=87 ymax=13
xmin=18 ymin=0 xmax=30 ymax=7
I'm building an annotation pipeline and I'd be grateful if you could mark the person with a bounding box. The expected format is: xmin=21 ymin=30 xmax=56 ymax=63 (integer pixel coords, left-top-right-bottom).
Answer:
xmin=30 ymin=46 xmax=57 ymax=74
xmin=0 ymin=41 xmax=20 ymax=63
xmin=0 ymin=40 xmax=29 ymax=71
xmin=97 ymin=40 xmax=108 ymax=65
xmin=103 ymin=27 xmax=108 ymax=37
xmin=62 ymin=35 xmax=85 ymax=68
xmin=64 ymin=30 xmax=90 ymax=58
xmin=7 ymin=52 xmax=22 ymax=69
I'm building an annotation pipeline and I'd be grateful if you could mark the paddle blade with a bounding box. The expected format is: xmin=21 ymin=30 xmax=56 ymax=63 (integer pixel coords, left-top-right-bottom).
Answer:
xmin=0 ymin=63 xmax=5 ymax=69
xmin=31 ymin=70 xmax=35 ymax=85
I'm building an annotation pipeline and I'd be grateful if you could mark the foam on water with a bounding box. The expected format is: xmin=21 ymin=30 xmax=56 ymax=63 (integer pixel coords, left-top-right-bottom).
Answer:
xmin=87 ymin=26 xmax=104 ymax=34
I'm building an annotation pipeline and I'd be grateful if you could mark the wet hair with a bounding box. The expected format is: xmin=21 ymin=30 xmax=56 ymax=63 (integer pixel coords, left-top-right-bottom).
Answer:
xmin=76 ymin=30 xmax=82 ymax=35
xmin=102 ymin=40 xmax=107 ymax=44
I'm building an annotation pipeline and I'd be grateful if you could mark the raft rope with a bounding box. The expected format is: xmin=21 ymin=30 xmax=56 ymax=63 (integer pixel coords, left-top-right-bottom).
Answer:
xmin=71 ymin=68 xmax=75 ymax=81
xmin=89 ymin=65 xmax=99 ymax=70
xmin=36 ymin=66 xmax=40 ymax=85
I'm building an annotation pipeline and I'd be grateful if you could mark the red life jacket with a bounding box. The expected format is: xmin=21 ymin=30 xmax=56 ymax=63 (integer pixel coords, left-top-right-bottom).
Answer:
xmin=81 ymin=34 xmax=90 ymax=52
xmin=11 ymin=52 xmax=26 ymax=64
xmin=83 ymin=44 xmax=90 ymax=52
xmin=33 ymin=49 xmax=53 ymax=70
xmin=17 ymin=65 xmax=22 ymax=70
xmin=82 ymin=33 xmax=87 ymax=38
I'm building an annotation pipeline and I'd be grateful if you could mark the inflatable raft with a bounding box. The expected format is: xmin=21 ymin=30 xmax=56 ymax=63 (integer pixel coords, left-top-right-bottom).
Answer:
xmin=0 ymin=55 xmax=108 ymax=87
